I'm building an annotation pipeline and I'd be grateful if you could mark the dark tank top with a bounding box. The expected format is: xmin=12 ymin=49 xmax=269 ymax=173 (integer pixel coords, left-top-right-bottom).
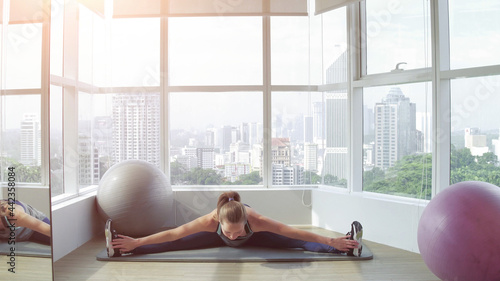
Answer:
xmin=216 ymin=221 xmax=254 ymax=247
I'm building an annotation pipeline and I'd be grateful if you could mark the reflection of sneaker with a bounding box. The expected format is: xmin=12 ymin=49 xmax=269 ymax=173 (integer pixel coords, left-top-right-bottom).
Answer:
xmin=105 ymin=219 xmax=121 ymax=257
xmin=346 ymin=221 xmax=363 ymax=257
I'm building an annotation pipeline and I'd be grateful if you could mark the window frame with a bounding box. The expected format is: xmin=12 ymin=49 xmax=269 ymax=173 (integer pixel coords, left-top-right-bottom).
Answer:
xmin=0 ymin=1 xmax=50 ymax=189
xmin=47 ymin=0 xmax=500 ymax=204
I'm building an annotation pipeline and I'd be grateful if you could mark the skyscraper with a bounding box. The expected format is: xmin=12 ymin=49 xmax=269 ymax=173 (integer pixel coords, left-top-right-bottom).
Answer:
xmin=304 ymin=142 xmax=318 ymax=172
xmin=312 ymin=101 xmax=323 ymax=143
xmin=303 ymin=116 xmax=313 ymax=143
xmin=20 ymin=113 xmax=41 ymax=166
xmin=112 ymin=93 xmax=160 ymax=167
xmin=197 ymin=147 xmax=215 ymax=169
xmin=374 ymin=87 xmax=418 ymax=169
xmin=323 ymin=51 xmax=348 ymax=182
xmin=464 ymin=127 xmax=488 ymax=156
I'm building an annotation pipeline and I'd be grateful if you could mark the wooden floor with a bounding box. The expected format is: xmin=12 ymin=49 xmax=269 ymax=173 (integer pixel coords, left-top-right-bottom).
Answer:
xmin=0 ymin=254 xmax=52 ymax=281
xmin=53 ymin=227 xmax=439 ymax=281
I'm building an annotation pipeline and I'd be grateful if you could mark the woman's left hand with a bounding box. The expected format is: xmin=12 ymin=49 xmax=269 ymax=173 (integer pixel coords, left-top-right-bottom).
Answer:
xmin=330 ymin=235 xmax=359 ymax=252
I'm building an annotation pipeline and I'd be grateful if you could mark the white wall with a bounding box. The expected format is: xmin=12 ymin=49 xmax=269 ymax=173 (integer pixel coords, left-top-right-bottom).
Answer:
xmin=312 ymin=188 xmax=428 ymax=253
xmin=173 ymin=189 xmax=313 ymax=226
xmin=1 ymin=186 xmax=50 ymax=215
xmin=52 ymin=193 xmax=102 ymax=261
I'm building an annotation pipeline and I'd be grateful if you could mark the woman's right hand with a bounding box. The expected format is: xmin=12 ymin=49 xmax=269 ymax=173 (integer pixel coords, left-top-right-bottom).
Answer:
xmin=111 ymin=234 xmax=141 ymax=252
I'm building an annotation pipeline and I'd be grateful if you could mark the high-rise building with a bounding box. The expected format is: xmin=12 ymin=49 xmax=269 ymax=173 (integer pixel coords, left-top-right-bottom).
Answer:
xmin=221 ymin=125 xmax=232 ymax=153
xmin=303 ymin=116 xmax=313 ymax=143
xmin=78 ymin=133 xmax=100 ymax=186
xmin=240 ymin=122 xmax=249 ymax=144
xmin=464 ymin=127 xmax=488 ymax=156
xmin=374 ymin=87 xmax=418 ymax=169
xmin=248 ymin=122 xmax=262 ymax=146
xmin=313 ymin=101 xmax=323 ymax=143
xmin=20 ymin=113 xmax=41 ymax=166
xmin=304 ymin=143 xmax=318 ymax=172
xmin=323 ymin=50 xmax=348 ymax=182
xmin=112 ymin=93 xmax=160 ymax=167
xmin=205 ymin=129 xmax=215 ymax=147
xmin=197 ymin=147 xmax=215 ymax=169
xmin=416 ymin=112 xmax=432 ymax=153
xmin=271 ymin=164 xmax=304 ymax=185
xmin=229 ymin=141 xmax=250 ymax=164
xmin=272 ymin=138 xmax=291 ymax=167
xmin=251 ymin=143 xmax=263 ymax=173
xmin=225 ymin=163 xmax=251 ymax=182
xmin=93 ymin=116 xmax=113 ymax=160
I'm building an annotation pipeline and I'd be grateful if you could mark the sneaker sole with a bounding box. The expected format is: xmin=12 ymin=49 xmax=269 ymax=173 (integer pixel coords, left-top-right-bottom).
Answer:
xmin=352 ymin=222 xmax=363 ymax=257
xmin=105 ymin=219 xmax=115 ymax=257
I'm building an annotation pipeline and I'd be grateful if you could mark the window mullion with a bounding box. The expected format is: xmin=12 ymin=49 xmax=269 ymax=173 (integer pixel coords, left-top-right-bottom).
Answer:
xmin=431 ymin=0 xmax=451 ymax=196
xmin=263 ymin=15 xmax=272 ymax=188
xmin=349 ymin=3 xmax=362 ymax=192
xmin=160 ymin=10 xmax=169 ymax=178
xmin=62 ymin=1 xmax=80 ymax=196
xmin=41 ymin=2 xmax=51 ymax=187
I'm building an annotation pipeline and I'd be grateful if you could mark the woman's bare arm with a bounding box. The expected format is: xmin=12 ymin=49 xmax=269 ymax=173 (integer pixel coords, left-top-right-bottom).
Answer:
xmin=112 ymin=209 xmax=218 ymax=252
xmin=248 ymin=209 xmax=358 ymax=252
xmin=16 ymin=213 xmax=51 ymax=237
xmin=1 ymin=202 xmax=51 ymax=237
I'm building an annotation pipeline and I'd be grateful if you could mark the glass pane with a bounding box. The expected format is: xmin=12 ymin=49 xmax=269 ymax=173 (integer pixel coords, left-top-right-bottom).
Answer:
xmin=79 ymin=4 xmax=107 ymax=86
xmin=365 ymin=0 xmax=431 ymax=74
xmin=322 ymin=7 xmax=347 ymax=84
xmin=449 ymin=0 xmax=500 ymax=69
xmin=272 ymin=16 xmax=321 ymax=85
xmin=1 ymin=95 xmax=42 ymax=183
xmin=4 ymin=24 xmax=43 ymax=89
xmin=77 ymin=92 xmax=161 ymax=189
xmin=111 ymin=18 xmax=160 ymax=87
xmin=272 ymin=92 xmax=324 ymax=186
xmin=50 ymin=86 xmax=64 ymax=196
xmin=51 ymin=0 xmax=64 ymax=76
xmin=169 ymin=92 xmax=263 ymax=185
xmin=363 ymin=83 xmax=432 ymax=199
xmin=169 ymin=17 xmax=262 ymax=86
xmin=450 ymin=75 xmax=500 ymax=185
xmin=78 ymin=91 xmax=96 ymax=188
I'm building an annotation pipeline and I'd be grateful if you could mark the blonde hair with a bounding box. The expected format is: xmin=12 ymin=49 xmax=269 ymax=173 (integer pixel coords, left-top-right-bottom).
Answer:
xmin=216 ymin=191 xmax=247 ymax=224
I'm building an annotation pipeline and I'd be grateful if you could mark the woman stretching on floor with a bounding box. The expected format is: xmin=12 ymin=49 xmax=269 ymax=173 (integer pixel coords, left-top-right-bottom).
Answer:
xmin=0 ymin=199 xmax=51 ymax=245
xmin=107 ymin=191 xmax=363 ymax=257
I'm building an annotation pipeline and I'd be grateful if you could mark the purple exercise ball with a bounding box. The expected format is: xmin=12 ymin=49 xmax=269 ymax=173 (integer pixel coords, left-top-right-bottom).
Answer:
xmin=417 ymin=181 xmax=500 ymax=281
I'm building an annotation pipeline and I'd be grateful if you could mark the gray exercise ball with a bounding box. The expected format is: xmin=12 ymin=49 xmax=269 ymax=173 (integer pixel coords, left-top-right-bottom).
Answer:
xmin=96 ymin=159 xmax=173 ymax=237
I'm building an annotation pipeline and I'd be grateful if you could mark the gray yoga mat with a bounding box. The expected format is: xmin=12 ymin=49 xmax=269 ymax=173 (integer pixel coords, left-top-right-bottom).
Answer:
xmin=0 ymin=241 xmax=51 ymax=258
xmin=96 ymin=244 xmax=373 ymax=262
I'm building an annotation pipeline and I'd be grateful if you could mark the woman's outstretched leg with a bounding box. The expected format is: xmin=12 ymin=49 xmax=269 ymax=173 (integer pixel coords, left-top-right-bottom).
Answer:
xmin=245 ymin=232 xmax=342 ymax=253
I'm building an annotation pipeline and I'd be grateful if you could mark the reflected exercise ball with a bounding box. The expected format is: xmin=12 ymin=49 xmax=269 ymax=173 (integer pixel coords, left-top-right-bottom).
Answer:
xmin=417 ymin=181 xmax=500 ymax=281
xmin=96 ymin=160 xmax=173 ymax=237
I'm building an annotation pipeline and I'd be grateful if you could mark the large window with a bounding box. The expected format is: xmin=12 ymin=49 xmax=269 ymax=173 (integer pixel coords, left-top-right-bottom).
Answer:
xmin=46 ymin=0 xmax=500 ymax=201
xmin=1 ymin=19 xmax=43 ymax=184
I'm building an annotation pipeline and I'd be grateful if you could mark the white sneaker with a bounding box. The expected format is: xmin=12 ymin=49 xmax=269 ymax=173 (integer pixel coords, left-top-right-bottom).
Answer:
xmin=346 ymin=221 xmax=363 ymax=257
xmin=105 ymin=219 xmax=120 ymax=257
